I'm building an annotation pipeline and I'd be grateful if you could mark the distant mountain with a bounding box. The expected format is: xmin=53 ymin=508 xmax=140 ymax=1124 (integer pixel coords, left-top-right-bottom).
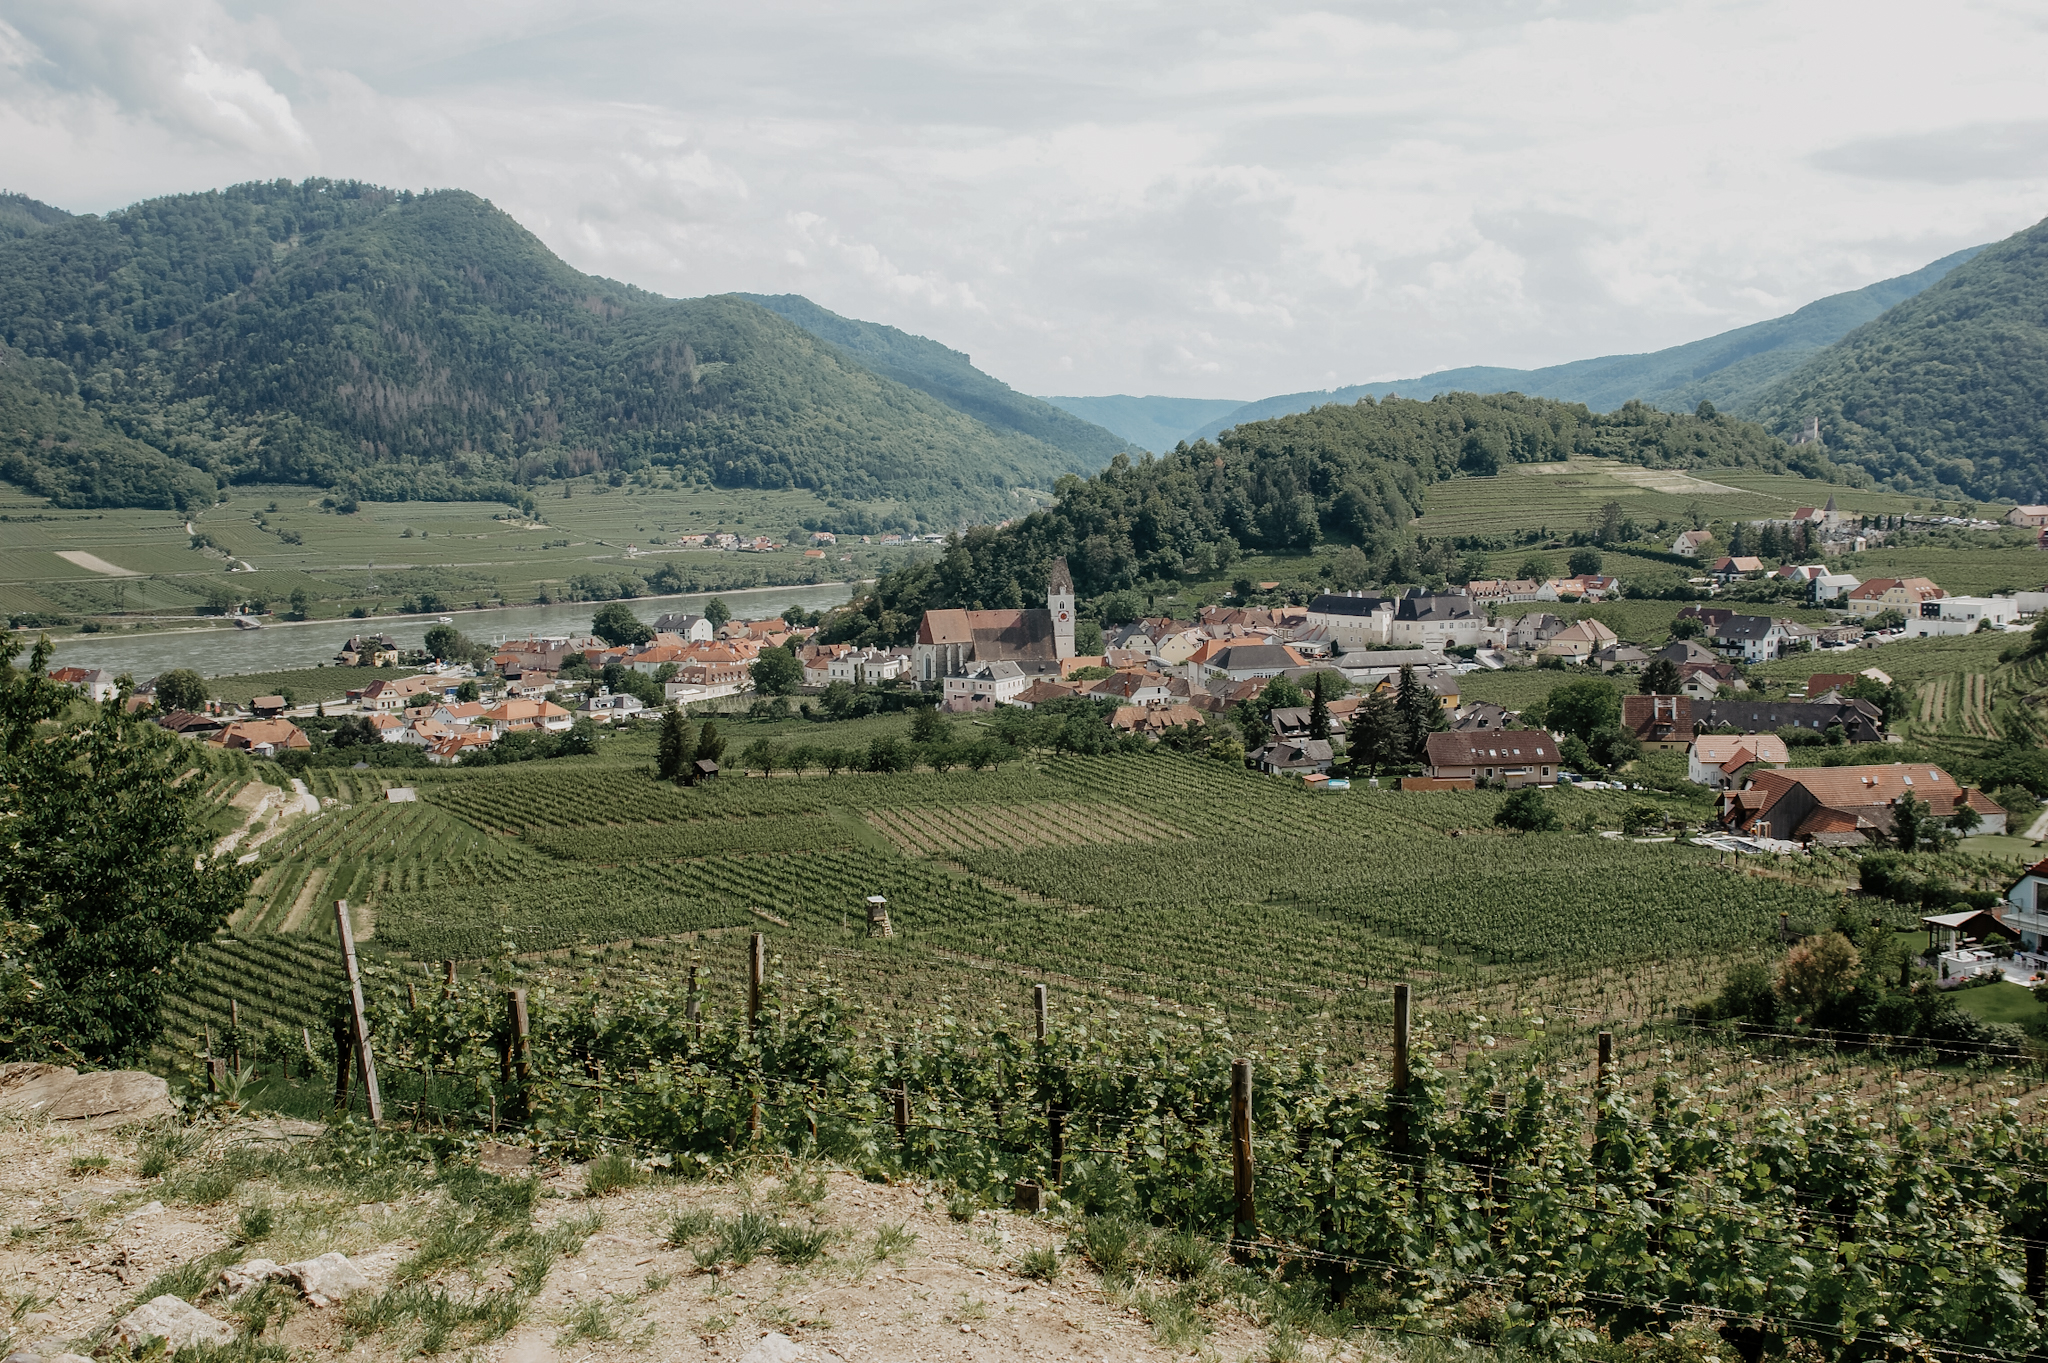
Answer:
xmin=1181 ymin=245 xmax=1988 ymax=445
xmin=740 ymin=294 xmax=1134 ymax=468
xmin=0 ymin=179 xmax=1095 ymax=521
xmin=0 ymin=192 xmax=71 ymax=241
xmin=1749 ymin=215 xmax=2048 ymax=502
xmin=1035 ymin=395 xmax=1247 ymax=453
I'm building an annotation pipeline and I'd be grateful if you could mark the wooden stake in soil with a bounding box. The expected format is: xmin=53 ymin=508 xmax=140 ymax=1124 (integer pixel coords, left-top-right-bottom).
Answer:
xmin=228 ymin=999 xmax=241 ymax=1074
xmin=749 ymin=932 xmax=765 ymax=1035
xmin=1034 ymin=983 xmax=1049 ymax=1041
xmin=1231 ymin=1058 xmax=1256 ymax=1241
xmin=507 ymin=988 xmax=533 ymax=1118
xmin=335 ymin=899 xmax=383 ymax=1123
xmin=204 ymin=1025 xmax=219 ymax=1093
xmin=442 ymin=960 xmax=457 ymax=995
xmin=1391 ymin=982 xmax=1411 ymax=1152
xmin=687 ymin=965 xmax=702 ymax=1037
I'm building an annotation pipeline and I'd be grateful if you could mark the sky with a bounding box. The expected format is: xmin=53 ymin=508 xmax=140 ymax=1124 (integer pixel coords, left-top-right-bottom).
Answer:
xmin=2 ymin=0 xmax=2045 ymax=402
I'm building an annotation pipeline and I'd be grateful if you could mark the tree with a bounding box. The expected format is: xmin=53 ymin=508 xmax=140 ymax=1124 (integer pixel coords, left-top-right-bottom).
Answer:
xmin=1640 ymin=658 xmax=1681 ymax=695
xmin=656 ymin=705 xmax=693 ymax=782
xmin=555 ymin=715 xmax=601 ymax=757
xmin=1892 ymin=790 xmax=1926 ymax=852
xmin=1543 ymin=677 xmax=1622 ymax=742
xmin=327 ymin=715 xmax=380 ymax=748
xmin=1495 ymin=787 xmax=1559 ymax=833
xmin=1950 ymin=799 xmax=1983 ymax=835
xmin=591 ymin=602 xmax=653 ymax=648
xmin=1588 ymin=723 xmax=1640 ymax=771
xmin=287 ymin=587 xmax=311 ymax=621
xmin=1620 ymin=803 xmax=1662 ymax=836
xmin=1567 ymin=547 xmax=1604 ymax=576
xmin=910 ymin=707 xmax=951 ymax=744
xmin=155 ymin=668 xmax=207 ymax=713
xmin=1257 ymin=674 xmax=1309 ymax=715
xmin=1309 ymin=672 xmax=1332 ymax=742
xmin=740 ymin=737 xmax=776 ymax=776
xmin=1349 ymin=691 xmax=1401 ymax=776
xmin=750 ymin=646 xmax=803 ymax=697
xmin=456 ymin=680 xmax=481 ymax=703
xmin=693 ymin=720 xmax=725 ymax=772
xmin=1074 ymin=619 xmax=1105 ymax=655
xmin=1394 ymin=665 xmax=1445 ymax=761
xmin=1777 ymin=932 xmax=1861 ymax=1012
xmin=1866 ymin=608 xmax=1906 ymax=632
xmin=1843 ymin=675 xmax=1909 ymax=730
xmin=1517 ymin=556 xmax=1550 ymax=582
xmin=1669 ymin=615 xmax=1705 ymax=640
xmin=423 ymin=624 xmax=463 ymax=660
xmin=704 ymin=597 xmax=732 ymax=630
xmin=1 ymin=639 xmax=252 ymax=1062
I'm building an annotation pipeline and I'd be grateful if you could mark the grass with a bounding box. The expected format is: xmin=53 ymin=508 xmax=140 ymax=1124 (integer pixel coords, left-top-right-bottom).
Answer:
xmin=1950 ymin=980 xmax=2046 ymax=1027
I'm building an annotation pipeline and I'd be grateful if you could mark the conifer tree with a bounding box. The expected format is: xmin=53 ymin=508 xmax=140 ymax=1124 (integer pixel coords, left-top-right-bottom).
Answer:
xmin=656 ymin=705 xmax=693 ymax=783
xmin=1309 ymin=672 xmax=1332 ymax=741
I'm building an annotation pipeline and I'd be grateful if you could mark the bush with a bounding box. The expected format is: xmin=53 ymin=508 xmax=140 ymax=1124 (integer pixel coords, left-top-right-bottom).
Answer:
xmin=1495 ymin=787 xmax=1559 ymax=833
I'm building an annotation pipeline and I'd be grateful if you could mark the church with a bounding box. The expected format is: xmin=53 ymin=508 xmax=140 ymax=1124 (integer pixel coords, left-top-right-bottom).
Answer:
xmin=913 ymin=558 xmax=1077 ymax=684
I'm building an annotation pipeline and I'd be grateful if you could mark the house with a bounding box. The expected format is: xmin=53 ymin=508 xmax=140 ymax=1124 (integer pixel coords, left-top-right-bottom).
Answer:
xmin=1923 ymin=908 xmax=2016 ymax=954
xmin=1201 ymin=644 xmax=1306 ymax=682
xmin=1268 ymin=706 xmax=1343 ymax=741
xmin=1908 ymin=595 xmax=2020 ymax=637
xmin=1678 ymin=664 xmax=1739 ymax=701
xmin=1450 ymin=701 xmax=1514 ymax=732
xmin=1009 ymin=679 xmax=1079 ymax=709
xmin=1718 ymin=764 xmax=2007 ymax=843
xmin=1082 ymin=670 xmax=1174 ymax=706
xmin=250 ymin=695 xmax=289 ymax=718
xmin=1813 ymin=573 xmax=1860 ymax=603
xmin=1111 ymin=703 xmax=1205 ymax=737
xmin=1250 ymin=739 xmax=1335 ymax=776
xmin=1537 ymin=619 xmax=1619 ymax=661
xmin=2008 ymin=506 xmax=2048 ymax=529
xmin=156 ymin=709 xmax=223 ymax=736
xmin=1302 ymin=593 xmax=1393 ymax=650
xmin=1843 ymin=577 xmax=1945 ymax=620
xmin=46 ymin=666 xmax=120 ymax=702
xmin=1999 ymin=860 xmax=2048 ymax=952
xmin=1671 ymin=529 xmax=1713 ymax=557
xmin=425 ymin=732 xmax=493 ymax=765
xmin=1621 ymin=694 xmax=1692 ymax=751
xmin=941 ymin=660 xmax=1033 ymax=708
xmin=1422 ymin=731 xmax=1559 ymax=788
xmin=1495 ymin=612 xmax=1566 ymax=653
xmin=479 ymin=698 xmax=574 ymax=737
xmin=1693 ymin=696 xmax=1885 ymax=742
xmin=209 ymin=719 xmax=312 ymax=755
xmin=366 ymin=713 xmax=410 ymax=742
xmin=1537 ymin=575 xmax=1622 ymax=601
xmin=827 ymin=647 xmax=910 ymax=685
xmin=651 ymin=613 xmax=717 ymax=642
xmin=579 ymin=692 xmax=645 ymax=722
xmin=914 ymin=559 xmax=1075 ymax=683
xmin=338 ymin=634 xmax=401 ymax=667
xmin=1465 ymin=579 xmax=1543 ymax=606
xmin=1389 ymin=590 xmax=1482 ymax=649
xmin=1656 ymin=639 xmax=1722 ymax=667
xmin=1687 ymin=733 xmax=1790 ymax=788
xmin=1792 ymin=497 xmax=1843 ymax=528
xmin=1805 ymin=673 xmax=1860 ymax=698
xmin=1371 ymin=671 xmax=1460 ymax=709
xmin=1709 ymin=614 xmax=1792 ymax=664
xmin=1709 ymin=556 xmax=1766 ymax=581
xmin=1590 ymin=643 xmax=1651 ymax=672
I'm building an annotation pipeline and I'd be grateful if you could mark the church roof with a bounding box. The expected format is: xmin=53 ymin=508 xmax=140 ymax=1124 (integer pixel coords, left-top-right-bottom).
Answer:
xmin=1046 ymin=556 xmax=1074 ymax=594
xmin=916 ymin=607 xmax=1060 ymax=661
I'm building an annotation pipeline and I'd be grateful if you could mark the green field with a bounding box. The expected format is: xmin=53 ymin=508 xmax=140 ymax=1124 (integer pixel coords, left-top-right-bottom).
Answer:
xmin=0 ymin=478 xmax=922 ymax=622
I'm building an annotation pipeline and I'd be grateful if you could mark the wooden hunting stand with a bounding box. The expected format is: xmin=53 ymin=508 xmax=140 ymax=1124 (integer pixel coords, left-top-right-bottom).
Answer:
xmin=865 ymin=894 xmax=893 ymax=938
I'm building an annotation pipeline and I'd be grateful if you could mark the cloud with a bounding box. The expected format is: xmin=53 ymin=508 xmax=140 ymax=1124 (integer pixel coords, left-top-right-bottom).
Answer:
xmin=1812 ymin=121 xmax=2048 ymax=185
xmin=0 ymin=0 xmax=2045 ymax=401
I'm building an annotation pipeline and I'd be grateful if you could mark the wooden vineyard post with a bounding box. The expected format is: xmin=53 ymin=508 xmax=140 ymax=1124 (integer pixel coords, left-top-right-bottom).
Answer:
xmin=443 ymin=960 xmax=457 ymax=995
xmin=894 ymin=1079 xmax=910 ymax=1146
xmin=204 ymin=1025 xmax=219 ymax=1093
xmin=335 ymin=900 xmax=382 ymax=1123
xmin=228 ymin=1000 xmax=242 ymax=1074
xmin=407 ymin=982 xmax=418 ymax=1010
xmin=748 ymin=933 xmax=765 ymax=1036
xmin=332 ymin=1017 xmax=353 ymax=1109
xmin=1593 ymin=1031 xmax=1614 ymax=1164
xmin=1048 ymin=1100 xmax=1065 ymax=1191
xmin=1231 ymin=1058 xmax=1255 ymax=1243
xmin=507 ymin=989 xmax=533 ymax=1119
xmin=687 ymin=965 xmax=703 ymax=1038
xmin=1034 ymin=984 xmax=1048 ymax=1041
xmin=1391 ymin=982 xmax=1411 ymax=1154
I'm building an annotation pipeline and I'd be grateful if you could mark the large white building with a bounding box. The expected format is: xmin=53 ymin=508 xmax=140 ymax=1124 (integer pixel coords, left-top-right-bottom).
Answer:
xmin=914 ymin=560 xmax=1076 ymax=684
xmin=1907 ymin=595 xmax=2022 ymax=637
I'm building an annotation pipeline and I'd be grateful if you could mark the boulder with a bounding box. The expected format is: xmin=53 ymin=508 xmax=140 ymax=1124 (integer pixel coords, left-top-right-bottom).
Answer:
xmin=0 ymin=1069 xmax=172 ymax=1128
xmin=114 ymin=1296 xmax=235 ymax=1353
xmin=738 ymin=1333 xmax=804 ymax=1363
xmin=282 ymin=1252 xmax=370 ymax=1307
xmin=218 ymin=1259 xmax=284 ymax=1299
xmin=478 ymin=1140 xmax=534 ymax=1173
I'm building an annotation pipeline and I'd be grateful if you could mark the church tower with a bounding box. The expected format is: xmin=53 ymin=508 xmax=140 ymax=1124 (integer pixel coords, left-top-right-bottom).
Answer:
xmin=1047 ymin=557 xmax=1076 ymax=660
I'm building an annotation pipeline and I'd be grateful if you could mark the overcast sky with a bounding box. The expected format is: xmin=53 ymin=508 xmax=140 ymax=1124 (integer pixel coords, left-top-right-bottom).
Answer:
xmin=3 ymin=1 xmax=2045 ymax=401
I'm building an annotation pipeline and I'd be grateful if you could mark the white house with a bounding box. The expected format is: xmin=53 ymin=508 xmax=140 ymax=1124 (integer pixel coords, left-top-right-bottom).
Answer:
xmin=827 ymin=647 xmax=911 ymax=685
xmin=1687 ymin=733 xmax=1790 ymax=789
xmin=1813 ymin=573 xmax=1860 ymax=603
xmin=1671 ymin=530 xmax=1712 ymax=557
xmin=1302 ymin=593 xmax=1393 ymax=650
xmin=942 ymin=660 xmax=1034 ymax=707
xmin=1907 ymin=595 xmax=2022 ymax=638
xmin=651 ymin=613 xmax=717 ymax=642
xmin=2002 ymin=860 xmax=2048 ymax=952
xmin=579 ymin=693 xmax=646 ymax=722
xmin=1388 ymin=591 xmax=1483 ymax=649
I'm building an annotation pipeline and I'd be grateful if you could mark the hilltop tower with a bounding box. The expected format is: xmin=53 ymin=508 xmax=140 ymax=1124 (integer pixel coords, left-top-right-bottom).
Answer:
xmin=1048 ymin=557 xmax=1076 ymax=660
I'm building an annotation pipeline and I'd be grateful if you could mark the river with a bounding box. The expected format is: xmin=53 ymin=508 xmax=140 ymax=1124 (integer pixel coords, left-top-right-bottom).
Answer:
xmin=26 ymin=581 xmax=859 ymax=680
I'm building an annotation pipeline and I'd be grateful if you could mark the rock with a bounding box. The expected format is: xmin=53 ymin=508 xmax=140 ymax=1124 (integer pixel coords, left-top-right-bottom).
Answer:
xmin=124 ymin=1200 xmax=165 ymax=1220
xmin=738 ymin=1333 xmax=803 ymax=1363
xmin=0 ymin=1061 xmax=73 ymax=1091
xmin=48 ymin=1355 xmax=97 ymax=1363
xmin=282 ymin=1252 xmax=370 ymax=1307
xmin=218 ymin=1259 xmax=284 ymax=1299
xmin=0 ymin=1070 xmax=172 ymax=1129
xmin=478 ymin=1140 xmax=533 ymax=1173
xmin=3 ymin=1349 xmax=43 ymax=1363
xmin=234 ymin=1118 xmax=325 ymax=1145
xmin=114 ymin=1296 xmax=235 ymax=1353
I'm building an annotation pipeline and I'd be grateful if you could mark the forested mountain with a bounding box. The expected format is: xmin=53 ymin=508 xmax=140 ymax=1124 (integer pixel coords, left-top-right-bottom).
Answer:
xmin=0 ymin=179 xmax=1096 ymax=519
xmin=1749 ymin=215 xmax=2048 ymax=502
xmin=826 ymin=390 xmax=1824 ymax=642
xmin=1178 ymin=245 xmax=1987 ymax=445
xmin=738 ymin=293 xmax=1133 ymax=464
xmin=1037 ymin=394 xmax=1247 ymax=453
xmin=0 ymin=193 xmax=71 ymax=241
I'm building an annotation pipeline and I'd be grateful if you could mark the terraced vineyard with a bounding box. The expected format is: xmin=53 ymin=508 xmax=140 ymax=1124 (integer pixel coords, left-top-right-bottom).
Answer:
xmin=159 ymin=934 xmax=342 ymax=1066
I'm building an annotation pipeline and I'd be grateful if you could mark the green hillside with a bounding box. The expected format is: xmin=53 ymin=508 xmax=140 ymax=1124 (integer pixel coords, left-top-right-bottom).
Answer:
xmin=1182 ymin=245 xmax=1985 ymax=444
xmin=739 ymin=293 xmax=1133 ymax=464
xmin=0 ymin=192 xmax=71 ymax=241
xmin=0 ymin=179 xmax=1090 ymax=523
xmin=1749 ymin=215 xmax=2048 ymax=502
xmin=826 ymin=389 xmax=1833 ymax=637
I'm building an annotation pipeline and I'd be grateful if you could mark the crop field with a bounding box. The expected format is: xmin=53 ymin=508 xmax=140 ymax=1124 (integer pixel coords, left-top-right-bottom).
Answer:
xmin=0 ymin=477 xmax=912 ymax=621
xmin=1843 ymin=541 xmax=2047 ymax=595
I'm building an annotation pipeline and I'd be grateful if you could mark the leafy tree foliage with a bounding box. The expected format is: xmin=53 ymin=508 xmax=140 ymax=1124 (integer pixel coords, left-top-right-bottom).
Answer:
xmin=750 ymin=645 xmax=802 ymax=697
xmin=1495 ymin=787 xmax=1560 ymax=832
xmin=704 ymin=598 xmax=733 ymax=629
xmin=1565 ymin=547 xmax=1603 ymax=575
xmin=591 ymin=603 xmax=654 ymax=649
xmin=154 ymin=668 xmax=208 ymax=713
xmin=0 ymin=639 xmax=251 ymax=1062
xmin=1639 ymin=658 xmax=1681 ymax=694
xmin=656 ymin=706 xmax=693 ymax=783
xmin=1542 ymin=677 xmax=1622 ymax=742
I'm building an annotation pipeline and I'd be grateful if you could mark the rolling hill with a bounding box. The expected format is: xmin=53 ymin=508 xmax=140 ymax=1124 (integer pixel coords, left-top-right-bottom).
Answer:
xmin=1035 ymin=394 xmax=1248 ymax=453
xmin=1748 ymin=215 xmax=2048 ymax=503
xmin=1177 ymin=244 xmax=1987 ymax=446
xmin=0 ymin=179 xmax=1106 ymax=523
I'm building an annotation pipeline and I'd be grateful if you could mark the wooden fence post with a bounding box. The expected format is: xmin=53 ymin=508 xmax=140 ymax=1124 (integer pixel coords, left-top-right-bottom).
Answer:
xmin=1231 ymin=1058 xmax=1255 ymax=1242
xmin=1034 ymin=983 xmax=1048 ymax=1041
xmin=749 ymin=933 xmax=765 ymax=1035
xmin=332 ymin=1019 xmax=353 ymax=1109
xmin=204 ymin=1025 xmax=220 ymax=1093
xmin=1593 ymin=1031 xmax=1614 ymax=1164
xmin=687 ymin=965 xmax=702 ymax=1038
xmin=1391 ymin=982 xmax=1411 ymax=1153
xmin=335 ymin=900 xmax=382 ymax=1123
xmin=228 ymin=1000 xmax=242 ymax=1075
xmin=443 ymin=960 xmax=457 ymax=995
xmin=1048 ymin=1101 xmax=1065 ymax=1190
xmin=507 ymin=988 xmax=532 ymax=1118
